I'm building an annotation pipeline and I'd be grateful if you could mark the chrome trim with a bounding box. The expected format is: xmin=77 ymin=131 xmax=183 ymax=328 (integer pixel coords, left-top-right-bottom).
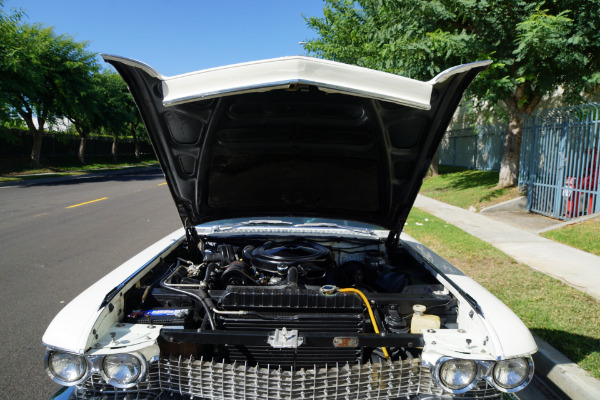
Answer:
xmin=45 ymin=350 xmax=92 ymax=387
xmin=101 ymin=54 xmax=163 ymax=79
xmin=487 ymin=357 xmax=534 ymax=393
xmin=46 ymin=349 xmax=150 ymax=389
xmin=429 ymin=356 xmax=534 ymax=394
xmin=76 ymin=356 xmax=505 ymax=399
xmin=100 ymin=352 xmax=148 ymax=389
xmin=432 ymin=357 xmax=481 ymax=394
xmin=429 ymin=60 xmax=493 ymax=84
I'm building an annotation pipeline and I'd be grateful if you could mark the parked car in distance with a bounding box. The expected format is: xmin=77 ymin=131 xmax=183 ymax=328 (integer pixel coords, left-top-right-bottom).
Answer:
xmin=43 ymin=55 xmax=536 ymax=400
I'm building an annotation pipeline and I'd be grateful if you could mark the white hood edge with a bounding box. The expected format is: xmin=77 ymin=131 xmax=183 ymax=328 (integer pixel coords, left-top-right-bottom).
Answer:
xmin=401 ymin=232 xmax=537 ymax=360
xmin=42 ymin=229 xmax=185 ymax=354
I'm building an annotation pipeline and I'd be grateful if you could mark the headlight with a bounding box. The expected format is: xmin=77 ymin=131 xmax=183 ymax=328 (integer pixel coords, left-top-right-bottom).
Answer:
xmin=101 ymin=353 xmax=145 ymax=388
xmin=492 ymin=357 xmax=533 ymax=392
xmin=437 ymin=358 xmax=478 ymax=393
xmin=45 ymin=351 xmax=88 ymax=386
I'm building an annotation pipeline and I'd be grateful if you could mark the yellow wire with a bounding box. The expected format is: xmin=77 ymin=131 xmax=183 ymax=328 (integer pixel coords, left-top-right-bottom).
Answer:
xmin=339 ymin=288 xmax=390 ymax=360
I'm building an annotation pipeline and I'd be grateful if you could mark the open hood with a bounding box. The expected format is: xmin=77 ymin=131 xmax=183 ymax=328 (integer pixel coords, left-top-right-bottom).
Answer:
xmin=103 ymin=55 xmax=490 ymax=239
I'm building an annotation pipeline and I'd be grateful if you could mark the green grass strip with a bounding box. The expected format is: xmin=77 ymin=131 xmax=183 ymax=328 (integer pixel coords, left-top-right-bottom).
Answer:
xmin=405 ymin=208 xmax=600 ymax=379
xmin=541 ymin=218 xmax=600 ymax=257
xmin=421 ymin=167 xmax=521 ymax=210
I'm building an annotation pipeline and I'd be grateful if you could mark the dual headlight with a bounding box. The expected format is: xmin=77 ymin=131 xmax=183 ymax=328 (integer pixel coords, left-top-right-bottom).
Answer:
xmin=435 ymin=356 xmax=533 ymax=393
xmin=45 ymin=351 xmax=146 ymax=388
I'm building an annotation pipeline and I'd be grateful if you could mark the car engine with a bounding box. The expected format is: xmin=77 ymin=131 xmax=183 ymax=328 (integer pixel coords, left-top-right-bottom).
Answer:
xmin=123 ymin=237 xmax=457 ymax=369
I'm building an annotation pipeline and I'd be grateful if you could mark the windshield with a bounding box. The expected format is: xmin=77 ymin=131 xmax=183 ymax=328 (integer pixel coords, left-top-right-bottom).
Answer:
xmin=196 ymin=217 xmax=384 ymax=230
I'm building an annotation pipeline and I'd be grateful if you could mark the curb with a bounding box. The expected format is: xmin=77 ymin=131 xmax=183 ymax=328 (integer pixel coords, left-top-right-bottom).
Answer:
xmin=533 ymin=336 xmax=600 ymax=400
xmin=479 ymin=196 xmax=527 ymax=213
xmin=0 ymin=165 xmax=161 ymax=188
xmin=536 ymin=212 xmax=600 ymax=234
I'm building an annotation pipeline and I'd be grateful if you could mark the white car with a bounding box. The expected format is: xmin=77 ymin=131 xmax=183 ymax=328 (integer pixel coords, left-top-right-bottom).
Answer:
xmin=44 ymin=56 xmax=536 ymax=400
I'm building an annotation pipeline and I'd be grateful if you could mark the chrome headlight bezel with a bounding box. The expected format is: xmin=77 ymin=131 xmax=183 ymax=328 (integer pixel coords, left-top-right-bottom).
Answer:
xmin=44 ymin=350 xmax=91 ymax=386
xmin=45 ymin=349 xmax=149 ymax=389
xmin=433 ymin=357 xmax=480 ymax=394
xmin=100 ymin=352 xmax=147 ymax=388
xmin=431 ymin=356 xmax=534 ymax=394
xmin=487 ymin=357 xmax=534 ymax=393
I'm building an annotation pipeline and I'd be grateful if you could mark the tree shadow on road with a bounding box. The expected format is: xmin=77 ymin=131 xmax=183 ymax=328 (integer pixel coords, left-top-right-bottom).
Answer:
xmin=26 ymin=166 xmax=165 ymax=187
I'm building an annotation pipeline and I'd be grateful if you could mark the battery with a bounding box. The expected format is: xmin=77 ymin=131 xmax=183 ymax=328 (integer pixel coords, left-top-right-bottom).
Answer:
xmin=127 ymin=307 xmax=191 ymax=326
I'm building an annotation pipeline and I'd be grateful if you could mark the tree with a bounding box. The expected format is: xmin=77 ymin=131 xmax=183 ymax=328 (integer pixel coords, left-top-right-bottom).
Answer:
xmin=0 ymin=12 xmax=97 ymax=166
xmin=64 ymin=68 xmax=102 ymax=164
xmin=0 ymin=2 xmax=21 ymax=124
xmin=104 ymin=72 xmax=145 ymax=161
xmin=123 ymin=91 xmax=145 ymax=161
xmin=66 ymin=70 xmax=145 ymax=164
xmin=95 ymin=71 xmax=143 ymax=162
xmin=304 ymin=0 xmax=600 ymax=187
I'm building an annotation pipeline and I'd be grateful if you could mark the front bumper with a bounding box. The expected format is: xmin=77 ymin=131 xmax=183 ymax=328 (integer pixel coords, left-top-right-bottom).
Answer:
xmin=52 ymin=388 xmax=502 ymax=400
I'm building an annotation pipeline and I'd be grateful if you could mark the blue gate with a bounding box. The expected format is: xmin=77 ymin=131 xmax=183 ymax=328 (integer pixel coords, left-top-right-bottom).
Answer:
xmin=518 ymin=103 xmax=600 ymax=221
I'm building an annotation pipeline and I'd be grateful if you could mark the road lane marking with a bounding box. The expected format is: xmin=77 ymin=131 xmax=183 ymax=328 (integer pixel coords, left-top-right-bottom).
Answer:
xmin=65 ymin=197 xmax=108 ymax=209
xmin=32 ymin=212 xmax=48 ymax=218
xmin=158 ymin=182 xmax=167 ymax=186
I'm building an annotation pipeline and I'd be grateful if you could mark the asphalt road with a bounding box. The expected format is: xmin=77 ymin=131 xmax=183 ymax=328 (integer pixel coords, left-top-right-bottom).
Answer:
xmin=0 ymin=167 xmax=566 ymax=400
xmin=0 ymin=167 xmax=181 ymax=399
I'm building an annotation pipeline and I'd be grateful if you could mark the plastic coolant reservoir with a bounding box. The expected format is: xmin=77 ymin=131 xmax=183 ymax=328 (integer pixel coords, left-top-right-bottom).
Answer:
xmin=410 ymin=304 xmax=441 ymax=333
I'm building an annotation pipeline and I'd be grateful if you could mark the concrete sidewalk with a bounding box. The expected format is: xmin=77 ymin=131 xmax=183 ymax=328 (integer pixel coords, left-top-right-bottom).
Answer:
xmin=414 ymin=194 xmax=600 ymax=301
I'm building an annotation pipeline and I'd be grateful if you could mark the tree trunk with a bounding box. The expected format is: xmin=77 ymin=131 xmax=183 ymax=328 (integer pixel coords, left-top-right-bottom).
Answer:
xmin=426 ymin=149 xmax=439 ymax=177
xmin=111 ymin=136 xmax=118 ymax=163
xmin=497 ymin=111 xmax=523 ymax=188
xmin=497 ymin=88 xmax=542 ymax=189
xmin=131 ymin=125 xmax=140 ymax=161
xmin=30 ymin=131 xmax=44 ymax=168
xmin=133 ymin=140 xmax=140 ymax=161
xmin=78 ymin=135 xmax=87 ymax=165
xmin=17 ymin=109 xmax=44 ymax=168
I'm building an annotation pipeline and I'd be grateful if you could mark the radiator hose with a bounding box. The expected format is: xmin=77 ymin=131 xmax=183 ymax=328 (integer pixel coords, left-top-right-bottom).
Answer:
xmin=339 ymin=288 xmax=390 ymax=360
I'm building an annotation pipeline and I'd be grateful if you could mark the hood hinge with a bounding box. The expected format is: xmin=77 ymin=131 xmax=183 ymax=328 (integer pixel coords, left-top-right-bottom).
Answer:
xmin=385 ymin=228 xmax=400 ymax=254
xmin=184 ymin=218 xmax=202 ymax=260
xmin=386 ymin=206 xmax=409 ymax=255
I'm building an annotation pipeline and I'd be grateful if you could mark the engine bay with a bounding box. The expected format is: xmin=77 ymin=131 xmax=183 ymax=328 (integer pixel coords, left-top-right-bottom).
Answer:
xmin=123 ymin=236 xmax=458 ymax=368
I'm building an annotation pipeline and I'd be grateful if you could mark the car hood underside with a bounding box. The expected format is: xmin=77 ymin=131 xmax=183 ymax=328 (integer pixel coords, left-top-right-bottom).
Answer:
xmin=103 ymin=55 xmax=490 ymax=237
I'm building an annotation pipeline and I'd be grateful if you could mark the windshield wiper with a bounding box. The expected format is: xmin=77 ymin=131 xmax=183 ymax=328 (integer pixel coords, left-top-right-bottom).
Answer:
xmin=213 ymin=220 xmax=293 ymax=232
xmin=293 ymin=222 xmax=376 ymax=236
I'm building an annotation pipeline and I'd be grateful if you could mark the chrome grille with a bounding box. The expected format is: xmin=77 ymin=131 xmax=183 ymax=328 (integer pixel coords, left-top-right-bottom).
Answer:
xmin=160 ymin=356 xmax=437 ymax=399
xmin=76 ymin=356 xmax=501 ymax=400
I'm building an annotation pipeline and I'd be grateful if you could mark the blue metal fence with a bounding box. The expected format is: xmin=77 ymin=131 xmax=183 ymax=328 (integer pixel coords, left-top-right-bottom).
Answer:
xmin=518 ymin=103 xmax=600 ymax=221
xmin=439 ymin=124 xmax=505 ymax=171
